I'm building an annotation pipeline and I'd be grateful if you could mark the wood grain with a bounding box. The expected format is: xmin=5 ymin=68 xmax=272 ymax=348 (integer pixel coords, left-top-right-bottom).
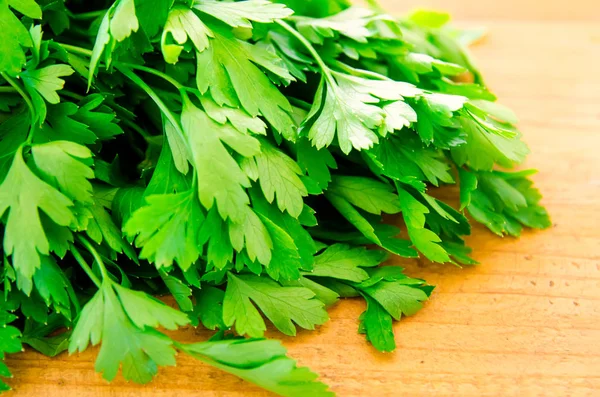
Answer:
xmin=5 ymin=2 xmax=600 ymax=396
xmin=380 ymin=0 xmax=600 ymax=21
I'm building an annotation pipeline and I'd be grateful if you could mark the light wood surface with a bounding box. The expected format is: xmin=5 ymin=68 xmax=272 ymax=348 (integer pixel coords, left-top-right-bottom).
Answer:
xmin=383 ymin=0 xmax=600 ymax=21
xmin=6 ymin=1 xmax=600 ymax=396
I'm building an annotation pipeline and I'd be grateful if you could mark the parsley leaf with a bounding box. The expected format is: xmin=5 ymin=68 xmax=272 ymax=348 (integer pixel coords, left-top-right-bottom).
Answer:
xmin=294 ymin=7 xmax=389 ymax=44
xmin=0 ymin=0 xmax=42 ymax=75
xmin=161 ymin=6 xmax=212 ymax=64
xmin=360 ymin=278 xmax=429 ymax=319
xmin=69 ymin=280 xmax=189 ymax=383
xmin=0 ymin=296 xmax=22 ymax=391
xmin=451 ymin=104 xmax=530 ymax=170
xmin=194 ymin=0 xmax=293 ymax=29
xmin=302 ymin=71 xmax=420 ymax=154
xmin=368 ymin=132 xmax=454 ymax=187
xmin=0 ymin=146 xmax=74 ymax=283
xmin=21 ymin=64 xmax=74 ymax=125
xmin=31 ymin=141 xmax=94 ymax=204
xmin=397 ymin=186 xmax=450 ymax=263
xmin=250 ymin=139 xmax=307 ymax=218
xmin=229 ymin=206 xmax=273 ymax=266
xmin=32 ymin=255 xmax=76 ymax=320
xmin=459 ymin=169 xmax=551 ymax=236
xmin=328 ymin=175 xmax=401 ymax=215
xmin=196 ymin=24 xmax=296 ymax=138
xmin=356 ymin=269 xmax=432 ymax=352
xmin=124 ymin=190 xmax=204 ymax=270
xmin=223 ymin=273 xmax=328 ymax=337
xmin=72 ymin=95 xmax=124 ymax=140
xmin=309 ymin=244 xmax=387 ymax=283
xmin=295 ymin=139 xmax=337 ymax=191
xmin=180 ymin=338 xmax=333 ymax=397
xmin=359 ymin=294 xmax=395 ymax=352
xmin=181 ymin=98 xmax=254 ymax=223
xmin=252 ymin=188 xmax=316 ymax=272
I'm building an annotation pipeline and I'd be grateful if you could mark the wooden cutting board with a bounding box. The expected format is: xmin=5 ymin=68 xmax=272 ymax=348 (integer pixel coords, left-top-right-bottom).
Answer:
xmin=5 ymin=1 xmax=600 ymax=395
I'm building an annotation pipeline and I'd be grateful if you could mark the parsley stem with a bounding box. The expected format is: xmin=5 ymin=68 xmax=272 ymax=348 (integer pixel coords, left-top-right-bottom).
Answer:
xmin=70 ymin=244 xmax=102 ymax=288
xmin=60 ymin=90 xmax=84 ymax=101
xmin=120 ymin=116 xmax=153 ymax=140
xmin=57 ymin=43 xmax=93 ymax=58
xmin=275 ymin=20 xmax=337 ymax=87
xmin=67 ymin=10 xmax=107 ymax=20
xmin=56 ymin=43 xmax=188 ymax=93
xmin=117 ymin=62 xmax=185 ymax=91
xmin=331 ymin=61 xmax=391 ymax=81
xmin=117 ymin=65 xmax=187 ymax=144
xmin=77 ymin=235 xmax=111 ymax=281
xmin=287 ymin=97 xmax=311 ymax=111
xmin=0 ymin=86 xmax=17 ymax=93
xmin=69 ymin=26 xmax=95 ymax=37
xmin=1 ymin=72 xmax=35 ymax=123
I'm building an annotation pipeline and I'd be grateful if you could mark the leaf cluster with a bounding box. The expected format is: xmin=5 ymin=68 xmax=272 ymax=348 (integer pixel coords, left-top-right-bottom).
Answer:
xmin=0 ymin=1 xmax=549 ymax=395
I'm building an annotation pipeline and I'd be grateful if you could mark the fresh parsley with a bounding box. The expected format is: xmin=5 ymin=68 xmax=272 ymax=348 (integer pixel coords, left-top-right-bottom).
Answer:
xmin=0 ymin=1 xmax=550 ymax=395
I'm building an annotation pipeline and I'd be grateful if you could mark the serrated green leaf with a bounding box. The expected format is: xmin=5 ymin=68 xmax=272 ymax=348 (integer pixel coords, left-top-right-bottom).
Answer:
xmin=21 ymin=64 xmax=74 ymax=105
xmin=257 ymin=213 xmax=304 ymax=281
xmin=39 ymin=102 xmax=97 ymax=144
xmin=160 ymin=271 xmax=193 ymax=312
xmin=281 ymin=276 xmax=339 ymax=307
xmin=329 ymin=175 xmax=401 ymax=215
xmin=397 ymin=186 xmax=450 ymax=263
xmin=196 ymin=25 xmax=295 ymax=139
xmin=72 ymin=95 xmax=124 ymax=140
xmin=0 ymin=146 xmax=74 ymax=283
xmin=31 ymin=141 xmax=94 ymax=203
xmin=360 ymin=280 xmax=429 ymax=319
xmin=135 ymin=0 xmax=173 ymax=38
xmin=181 ymin=338 xmax=333 ymax=397
xmin=193 ymin=287 xmax=226 ymax=330
xmin=0 ymin=0 xmax=42 ymax=75
xmin=229 ymin=206 xmax=273 ymax=266
xmin=309 ymin=244 xmax=387 ymax=283
xmin=69 ymin=281 xmax=189 ymax=383
xmin=194 ymin=0 xmax=293 ymax=29
xmin=161 ymin=6 xmax=212 ymax=64
xmin=359 ymin=294 xmax=395 ymax=352
xmin=181 ymin=99 xmax=253 ymax=223
xmin=253 ymin=139 xmax=307 ymax=218
xmin=125 ymin=190 xmax=204 ymax=270
xmin=32 ymin=255 xmax=73 ymax=319
xmin=223 ymin=273 xmax=328 ymax=337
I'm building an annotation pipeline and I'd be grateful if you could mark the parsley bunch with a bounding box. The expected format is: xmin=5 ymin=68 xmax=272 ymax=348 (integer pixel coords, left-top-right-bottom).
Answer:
xmin=0 ymin=0 xmax=550 ymax=395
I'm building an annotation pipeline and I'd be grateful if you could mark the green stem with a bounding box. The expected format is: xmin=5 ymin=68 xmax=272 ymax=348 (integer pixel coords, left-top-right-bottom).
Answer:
xmin=67 ymin=10 xmax=108 ymax=20
xmin=1 ymin=72 xmax=35 ymax=121
xmin=70 ymin=245 xmax=102 ymax=288
xmin=60 ymin=90 xmax=84 ymax=101
xmin=77 ymin=236 xmax=111 ymax=281
xmin=57 ymin=43 xmax=93 ymax=58
xmin=0 ymin=86 xmax=17 ymax=94
xmin=331 ymin=61 xmax=391 ymax=81
xmin=276 ymin=20 xmax=337 ymax=87
xmin=69 ymin=26 xmax=94 ymax=37
xmin=57 ymin=42 xmax=189 ymax=143
xmin=287 ymin=96 xmax=311 ymax=111
xmin=121 ymin=116 xmax=152 ymax=140
xmin=118 ymin=62 xmax=185 ymax=91
xmin=117 ymin=65 xmax=187 ymax=143
xmin=57 ymin=43 xmax=186 ymax=92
